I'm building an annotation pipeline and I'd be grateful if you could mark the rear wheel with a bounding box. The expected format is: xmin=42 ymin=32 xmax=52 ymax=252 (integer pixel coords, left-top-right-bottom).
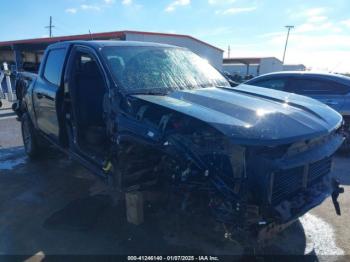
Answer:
xmin=21 ymin=113 xmax=42 ymax=158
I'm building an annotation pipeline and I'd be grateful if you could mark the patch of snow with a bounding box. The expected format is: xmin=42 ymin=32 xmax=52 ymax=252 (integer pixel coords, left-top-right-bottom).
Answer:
xmin=300 ymin=213 xmax=344 ymax=255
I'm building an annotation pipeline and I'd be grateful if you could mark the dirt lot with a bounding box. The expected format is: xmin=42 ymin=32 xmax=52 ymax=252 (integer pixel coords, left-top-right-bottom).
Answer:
xmin=0 ymin=111 xmax=349 ymax=260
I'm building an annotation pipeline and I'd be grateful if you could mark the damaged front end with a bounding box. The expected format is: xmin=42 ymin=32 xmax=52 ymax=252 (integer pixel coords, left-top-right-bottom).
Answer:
xmin=107 ymin=93 xmax=344 ymax=241
xmin=158 ymin=131 xmax=344 ymax=242
xmin=243 ymin=133 xmax=344 ymax=241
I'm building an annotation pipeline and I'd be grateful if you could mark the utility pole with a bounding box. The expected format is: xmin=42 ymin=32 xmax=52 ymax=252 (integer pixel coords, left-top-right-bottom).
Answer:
xmin=282 ymin=25 xmax=294 ymax=64
xmin=228 ymin=45 xmax=231 ymax=58
xmin=89 ymin=30 xmax=94 ymax=40
xmin=45 ymin=16 xmax=55 ymax=38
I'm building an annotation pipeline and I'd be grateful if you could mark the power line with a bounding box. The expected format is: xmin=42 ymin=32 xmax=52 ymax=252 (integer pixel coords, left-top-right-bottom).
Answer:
xmin=282 ymin=25 xmax=294 ymax=64
xmin=45 ymin=16 xmax=55 ymax=37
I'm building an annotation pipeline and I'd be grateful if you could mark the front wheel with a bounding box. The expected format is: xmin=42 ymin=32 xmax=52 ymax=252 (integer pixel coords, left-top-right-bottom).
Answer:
xmin=21 ymin=113 xmax=42 ymax=158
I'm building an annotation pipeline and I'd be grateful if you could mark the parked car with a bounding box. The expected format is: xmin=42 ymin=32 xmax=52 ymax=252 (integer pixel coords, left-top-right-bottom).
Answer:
xmin=13 ymin=41 xmax=344 ymax=241
xmin=245 ymin=71 xmax=350 ymax=148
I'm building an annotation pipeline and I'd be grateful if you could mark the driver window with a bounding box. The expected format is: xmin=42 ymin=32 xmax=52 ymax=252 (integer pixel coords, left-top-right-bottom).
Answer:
xmin=71 ymin=50 xmax=106 ymax=128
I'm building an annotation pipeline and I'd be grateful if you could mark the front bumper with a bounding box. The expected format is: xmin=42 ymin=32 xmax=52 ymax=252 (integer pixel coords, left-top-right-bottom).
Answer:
xmin=256 ymin=175 xmax=333 ymax=242
xmin=273 ymin=174 xmax=332 ymax=223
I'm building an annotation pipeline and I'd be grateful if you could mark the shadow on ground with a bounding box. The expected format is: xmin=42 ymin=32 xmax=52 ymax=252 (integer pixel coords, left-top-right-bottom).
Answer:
xmin=40 ymin=193 xmax=314 ymax=256
xmin=0 ymin=146 xmax=319 ymax=258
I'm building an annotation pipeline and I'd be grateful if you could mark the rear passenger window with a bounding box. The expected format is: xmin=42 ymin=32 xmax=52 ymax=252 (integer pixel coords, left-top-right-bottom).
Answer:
xmin=43 ymin=49 xmax=66 ymax=86
xmin=253 ymin=79 xmax=286 ymax=91
xmin=290 ymin=79 xmax=348 ymax=95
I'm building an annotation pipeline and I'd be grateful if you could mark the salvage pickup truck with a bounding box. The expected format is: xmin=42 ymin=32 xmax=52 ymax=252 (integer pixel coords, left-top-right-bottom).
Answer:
xmin=13 ymin=41 xmax=344 ymax=240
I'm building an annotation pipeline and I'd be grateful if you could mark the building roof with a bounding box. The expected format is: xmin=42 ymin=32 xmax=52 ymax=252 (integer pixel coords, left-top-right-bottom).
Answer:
xmin=49 ymin=40 xmax=178 ymax=49
xmin=283 ymin=64 xmax=306 ymax=67
xmin=0 ymin=30 xmax=223 ymax=52
xmin=223 ymin=57 xmax=282 ymax=65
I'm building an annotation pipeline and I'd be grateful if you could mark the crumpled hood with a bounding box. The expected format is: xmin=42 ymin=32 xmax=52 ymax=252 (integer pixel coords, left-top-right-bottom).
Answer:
xmin=132 ymin=84 xmax=343 ymax=145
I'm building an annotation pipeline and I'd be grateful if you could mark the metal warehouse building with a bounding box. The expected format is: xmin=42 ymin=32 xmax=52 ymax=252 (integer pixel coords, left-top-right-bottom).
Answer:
xmin=222 ymin=57 xmax=283 ymax=77
xmin=0 ymin=30 xmax=224 ymax=71
xmin=283 ymin=64 xmax=306 ymax=71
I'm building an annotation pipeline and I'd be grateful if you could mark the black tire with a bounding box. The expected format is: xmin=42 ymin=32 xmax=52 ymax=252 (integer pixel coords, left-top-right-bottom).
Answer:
xmin=21 ymin=113 xmax=42 ymax=158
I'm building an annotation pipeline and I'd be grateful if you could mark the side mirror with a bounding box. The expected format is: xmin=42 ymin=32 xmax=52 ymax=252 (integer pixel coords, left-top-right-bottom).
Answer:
xmin=228 ymin=79 xmax=239 ymax=87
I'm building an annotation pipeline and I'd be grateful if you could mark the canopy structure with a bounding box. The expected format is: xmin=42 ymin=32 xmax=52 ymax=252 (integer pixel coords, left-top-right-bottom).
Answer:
xmin=0 ymin=30 xmax=223 ymax=71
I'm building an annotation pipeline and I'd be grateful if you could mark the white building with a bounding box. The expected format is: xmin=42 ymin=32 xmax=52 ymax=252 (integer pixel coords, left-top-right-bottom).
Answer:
xmin=283 ymin=64 xmax=306 ymax=71
xmin=223 ymin=57 xmax=283 ymax=77
xmin=0 ymin=30 xmax=224 ymax=71
xmin=124 ymin=31 xmax=223 ymax=69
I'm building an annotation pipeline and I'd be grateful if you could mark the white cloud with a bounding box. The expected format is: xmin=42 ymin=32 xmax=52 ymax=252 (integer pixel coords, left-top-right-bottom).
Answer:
xmin=67 ymin=0 xmax=116 ymax=14
xmin=258 ymin=31 xmax=284 ymax=38
xmin=295 ymin=23 xmax=319 ymax=33
xmin=208 ymin=0 xmax=236 ymax=4
xmin=122 ymin=0 xmax=132 ymax=5
xmin=341 ymin=19 xmax=350 ymax=28
xmin=65 ymin=8 xmax=77 ymax=14
xmin=289 ymin=7 xmax=327 ymax=20
xmin=287 ymin=7 xmax=343 ymax=34
xmin=165 ymin=0 xmax=190 ymax=12
xmin=307 ymin=15 xmax=328 ymax=23
xmin=217 ymin=6 xmax=256 ymax=15
xmin=81 ymin=4 xmax=101 ymax=11
xmin=301 ymin=7 xmax=329 ymax=26
xmin=304 ymin=7 xmax=326 ymax=17
xmin=295 ymin=22 xmax=341 ymax=33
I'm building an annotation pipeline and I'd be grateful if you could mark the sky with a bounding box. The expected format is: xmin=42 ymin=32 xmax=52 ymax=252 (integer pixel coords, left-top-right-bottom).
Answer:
xmin=1 ymin=0 xmax=349 ymax=73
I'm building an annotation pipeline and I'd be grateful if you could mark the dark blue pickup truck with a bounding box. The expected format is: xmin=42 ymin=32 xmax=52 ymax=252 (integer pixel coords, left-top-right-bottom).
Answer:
xmin=13 ymin=40 xmax=344 ymax=241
